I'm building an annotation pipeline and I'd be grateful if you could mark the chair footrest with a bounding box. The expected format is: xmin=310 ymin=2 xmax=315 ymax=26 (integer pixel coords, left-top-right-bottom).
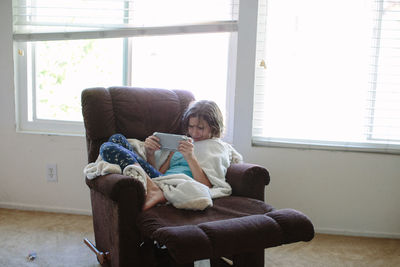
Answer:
xmin=149 ymin=208 xmax=314 ymax=264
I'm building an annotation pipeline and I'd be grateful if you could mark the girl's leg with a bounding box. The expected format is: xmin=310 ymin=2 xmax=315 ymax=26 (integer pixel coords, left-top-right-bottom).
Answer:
xmin=100 ymin=141 xmax=162 ymax=178
xmin=108 ymin=133 xmax=162 ymax=178
xmin=142 ymin=176 xmax=167 ymax=211
xmin=100 ymin=142 xmax=138 ymax=171
xmin=101 ymin=139 xmax=166 ymax=210
xmin=108 ymin=133 xmax=134 ymax=151
xmin=135 ymin=157 xmax=162 ymax=178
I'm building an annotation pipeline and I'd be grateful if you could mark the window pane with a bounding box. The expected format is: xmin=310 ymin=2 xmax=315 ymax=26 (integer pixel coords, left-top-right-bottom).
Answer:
xmin=130 ymin=33 xmax=230 ymax=119
xmin=368 ymin=1 xmax=400 ymax=142
xmin=32 ymin=38 xmax=124 ymax=121
xmin=259 ymin=0 xmax=374 ymax=142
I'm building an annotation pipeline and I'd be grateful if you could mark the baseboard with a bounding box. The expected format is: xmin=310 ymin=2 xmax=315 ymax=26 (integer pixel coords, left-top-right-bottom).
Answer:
xmin=0 ymin=202 xmax=92 ymax=216
xmin=315 ymin=227 xmax=400 ymax=239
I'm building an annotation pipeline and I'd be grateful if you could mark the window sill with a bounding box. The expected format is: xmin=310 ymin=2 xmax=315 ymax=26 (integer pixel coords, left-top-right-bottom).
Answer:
xmin=16 ymin=129 xmax=85 ymax=137
xmin=16 ymin=124 xmax=85 ymax=137
xmin=252 ymin=136 xmax=400 ymax=155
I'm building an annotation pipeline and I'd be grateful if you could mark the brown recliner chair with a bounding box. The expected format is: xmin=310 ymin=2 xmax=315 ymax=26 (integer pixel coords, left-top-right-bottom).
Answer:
xmin=82 ymin=86 xmax=314 ymax=267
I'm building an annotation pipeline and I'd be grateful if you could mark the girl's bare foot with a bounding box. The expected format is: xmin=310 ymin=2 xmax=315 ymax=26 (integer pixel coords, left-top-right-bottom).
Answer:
xmin=142 ymin=176 xmax=166 ymax=211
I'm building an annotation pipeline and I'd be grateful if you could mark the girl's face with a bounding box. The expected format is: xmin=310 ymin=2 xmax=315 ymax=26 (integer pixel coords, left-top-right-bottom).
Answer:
xmin=187 ymin=116 xmax=212 ymax=142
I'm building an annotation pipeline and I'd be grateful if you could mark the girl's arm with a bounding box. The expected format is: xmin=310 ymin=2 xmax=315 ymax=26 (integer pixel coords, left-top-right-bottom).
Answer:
xmin=144 ymin=135 xmax=161 ymax=168
xmin=186 ymin=157 xmax=212 ymax=188
xmin=159 ymin=152 xmax=174 ymax=174
xmin=178 ymin=140 xmax=212 ymax=188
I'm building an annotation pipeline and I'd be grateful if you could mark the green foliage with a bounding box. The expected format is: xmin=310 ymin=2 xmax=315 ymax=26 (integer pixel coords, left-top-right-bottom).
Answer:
xmin=36 ymin=40 xmax=95 ymax=120
xmin=34 ymin=38 xmax=123 ymax=121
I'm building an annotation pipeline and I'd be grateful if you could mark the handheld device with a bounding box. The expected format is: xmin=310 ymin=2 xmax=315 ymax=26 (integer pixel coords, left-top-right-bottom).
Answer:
xmin=153 ymin=132 xmax=189 ymax=151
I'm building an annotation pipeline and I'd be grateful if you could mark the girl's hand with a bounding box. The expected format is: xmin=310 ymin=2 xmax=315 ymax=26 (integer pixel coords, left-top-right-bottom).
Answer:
xmin=178 ymin=138 xmax=195 ymax=160
xmin=144 ymin=135 xmax=161 ymax=156
xmin=179 ymin=138 xmax=212 ymax=188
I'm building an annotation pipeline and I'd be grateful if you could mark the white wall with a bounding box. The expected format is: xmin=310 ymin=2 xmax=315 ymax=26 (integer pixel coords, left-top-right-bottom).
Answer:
xmin=0 ymin=0 xmax=90 ymax=214
xmin=1 ymin=0 xmax=399 ymax=238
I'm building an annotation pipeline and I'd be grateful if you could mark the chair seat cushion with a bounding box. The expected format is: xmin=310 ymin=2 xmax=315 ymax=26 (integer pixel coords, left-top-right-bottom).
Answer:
xmin=137 ymin=196 xmax=314 ymax=263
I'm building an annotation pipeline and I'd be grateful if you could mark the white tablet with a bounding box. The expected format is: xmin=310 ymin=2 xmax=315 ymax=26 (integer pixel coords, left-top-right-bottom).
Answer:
xmin=153 ymin=132 xmax=188 ymax=151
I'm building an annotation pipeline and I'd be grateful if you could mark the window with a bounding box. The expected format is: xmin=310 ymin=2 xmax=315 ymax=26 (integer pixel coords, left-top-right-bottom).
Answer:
xmin=253 ymin=0 xmax=400 ymax=153
xmin=129 ymin=33 xmax=232 ymax=114
xmin=13 ymin=0 xmax=238 ymax=136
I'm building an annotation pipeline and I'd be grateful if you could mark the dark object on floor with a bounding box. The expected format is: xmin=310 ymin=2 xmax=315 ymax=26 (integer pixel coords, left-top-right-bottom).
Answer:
xmin=27 ymin=252 xmax=37 ymax=261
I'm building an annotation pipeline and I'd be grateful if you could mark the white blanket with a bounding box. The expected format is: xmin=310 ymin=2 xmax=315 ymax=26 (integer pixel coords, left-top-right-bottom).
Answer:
xmin=191 ymin=138 xmax=242 ymax=198
xmin=83 ymin=138 xmax=242 ymax=210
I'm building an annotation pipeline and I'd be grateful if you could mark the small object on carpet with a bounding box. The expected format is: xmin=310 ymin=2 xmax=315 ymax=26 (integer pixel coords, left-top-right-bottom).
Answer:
xmin=27 ymin=252 xmax=37 ymax=261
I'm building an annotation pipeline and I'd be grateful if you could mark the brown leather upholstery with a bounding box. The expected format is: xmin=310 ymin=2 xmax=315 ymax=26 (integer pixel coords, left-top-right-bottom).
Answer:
xmin=82 ymin=87 xmax=314 ymax=267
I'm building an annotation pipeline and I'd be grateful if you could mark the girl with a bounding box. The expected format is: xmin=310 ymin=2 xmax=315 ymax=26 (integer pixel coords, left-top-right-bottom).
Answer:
xmin=100 ymin=100 xmax=238 ymax=210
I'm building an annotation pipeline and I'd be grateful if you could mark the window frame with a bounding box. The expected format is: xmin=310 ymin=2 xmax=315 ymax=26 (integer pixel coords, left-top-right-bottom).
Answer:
xmin=13 ymin=1 xmax=239 ymax=138
xmin=15 ymin=41 xmax=86 ymax=135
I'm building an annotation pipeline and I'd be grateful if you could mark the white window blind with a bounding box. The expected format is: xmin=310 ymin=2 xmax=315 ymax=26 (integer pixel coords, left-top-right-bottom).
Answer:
xmin=13 ymin=0 xmax=239 ymax=42
xmin=253 ymin=0 xmax=400 ymax=154
xmin=253 ymin=0 xmax=267 ymax=138
xmin=368 ymin=0 xmax=400 ymax=142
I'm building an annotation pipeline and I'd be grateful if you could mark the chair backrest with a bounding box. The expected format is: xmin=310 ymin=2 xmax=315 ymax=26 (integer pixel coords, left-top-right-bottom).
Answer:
xmin=81 ymin=86 xmax=195 ymax=163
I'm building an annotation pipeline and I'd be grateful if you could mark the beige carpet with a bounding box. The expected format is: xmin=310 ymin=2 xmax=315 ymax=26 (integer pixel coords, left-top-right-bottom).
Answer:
xmin=265 ymin=233 xmax=400 ymax=267
xmin=0 ymin=208 xmax=399 ymax=267
xmin=0 ymin=208 xmax=98 ymax=267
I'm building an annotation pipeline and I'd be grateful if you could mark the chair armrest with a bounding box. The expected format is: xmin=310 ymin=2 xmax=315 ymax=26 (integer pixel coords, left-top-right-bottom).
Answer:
xmin=86 ymin=173 xmax=146 ymax=205
xmin=86 ymin=174 xmax=146 ymax=266
xmin=226 ymin=163 xmax=270 ymax=201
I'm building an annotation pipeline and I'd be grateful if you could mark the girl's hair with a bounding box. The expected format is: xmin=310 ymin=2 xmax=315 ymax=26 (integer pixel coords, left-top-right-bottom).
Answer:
xmin=182 ymin=100 xmax=224 ymax=138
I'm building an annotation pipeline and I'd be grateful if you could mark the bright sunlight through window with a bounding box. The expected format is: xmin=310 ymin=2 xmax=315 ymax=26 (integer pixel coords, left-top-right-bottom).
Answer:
xmin=130 ymin=33 xmax=230 ymax=118
xmin=31 ymin=39 xmax=124 ymax=122
xmin=253 ymin=0 xmax=400 ymax=152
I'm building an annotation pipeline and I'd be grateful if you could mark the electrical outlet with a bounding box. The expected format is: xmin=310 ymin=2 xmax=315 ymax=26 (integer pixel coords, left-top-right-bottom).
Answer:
xmin=46 ymin=163 xmax=58 ymax=182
